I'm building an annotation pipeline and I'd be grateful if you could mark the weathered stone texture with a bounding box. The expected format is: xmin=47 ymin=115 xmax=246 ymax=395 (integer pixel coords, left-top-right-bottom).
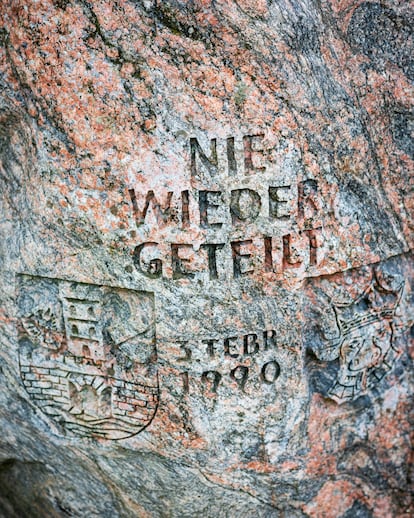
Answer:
xmin=0 ymin=0 xmax=413 ymax=516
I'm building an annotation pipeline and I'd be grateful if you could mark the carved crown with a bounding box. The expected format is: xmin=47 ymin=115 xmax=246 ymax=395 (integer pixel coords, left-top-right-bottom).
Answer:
xmin=316 ymin=271 xmax=404 ymax=361
xmin=333 ymin=275 xmax=403 ymax=337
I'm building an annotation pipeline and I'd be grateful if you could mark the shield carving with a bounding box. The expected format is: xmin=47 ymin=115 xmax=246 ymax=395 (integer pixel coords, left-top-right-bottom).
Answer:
xmin=315 ymin=271 xmax=404 ymax=404
xmin=17 ymin=275 xmax=158 ymax=440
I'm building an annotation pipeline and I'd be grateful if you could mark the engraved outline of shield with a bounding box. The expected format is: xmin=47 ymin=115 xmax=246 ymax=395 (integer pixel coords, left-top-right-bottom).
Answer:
xmin=17 ymin=274 xmax=159 ymax=440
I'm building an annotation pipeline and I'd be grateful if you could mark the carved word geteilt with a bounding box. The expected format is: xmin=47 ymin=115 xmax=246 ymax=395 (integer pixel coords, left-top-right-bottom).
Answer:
xmin=315 ymin=271 xmax=404 ymax=403
xmin=17 ymin=275 xmax=158 ymax=440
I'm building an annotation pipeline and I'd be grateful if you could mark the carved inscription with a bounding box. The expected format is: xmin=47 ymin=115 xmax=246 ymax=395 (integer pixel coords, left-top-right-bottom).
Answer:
xmin=17 ymin=275 xmax=158 ymax=440
xmin=174 ymin=329 xmax=281 ymax=395
xmin=314 ymin=270 xmax=404 ymax=404
xmin=129 ymin=133 xmax=325 ymax=280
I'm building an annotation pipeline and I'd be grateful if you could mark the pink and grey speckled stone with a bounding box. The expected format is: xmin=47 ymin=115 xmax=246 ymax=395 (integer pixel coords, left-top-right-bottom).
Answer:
xmin=0 ymin=1 xmax=413 ymax=516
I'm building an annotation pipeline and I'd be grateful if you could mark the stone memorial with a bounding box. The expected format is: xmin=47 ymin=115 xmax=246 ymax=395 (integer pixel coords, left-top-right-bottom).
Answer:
xmin=0 ymin=0 xmax=413 ymax=516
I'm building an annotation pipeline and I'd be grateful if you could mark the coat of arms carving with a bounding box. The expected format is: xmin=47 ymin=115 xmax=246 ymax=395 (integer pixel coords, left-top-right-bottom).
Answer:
xmin=311 ymin=270 xmax=404 ymax=404
xmin=17 ymin=275 xmax=158 ymax=440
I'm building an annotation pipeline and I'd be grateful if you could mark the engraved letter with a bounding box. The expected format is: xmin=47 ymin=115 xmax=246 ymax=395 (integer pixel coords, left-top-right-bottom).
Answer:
xmin=260 ymin=360 xmax=280 ymax=384
xmin=190 ymin=137 xmax=218 ymax=177
xmin=133 ymin=242 xmax=162 ymax=278
xmin=282 ymin=234 xmax=302 ymax=269
xmin=224 ymin=336 xmax=240 ymax=358
xmin=171 ymin=244 xmax=195 ymax=279
xmin=303 ymin=227 xmax=322 ymax=266
xmin=243 ymin=333 xmax=260 ymax=355
xmin=129 ymin=188 xmax=174 ymax=226
xmin=177 ymin=341 xmax=192 ymax=361
xmin=230 ymin=188 xmax=262 ymax=224
xmin=230 ymin=365 xmax=249 ymax=391
xmin=202 ymin=338 xmax=220 ymax=358
xmin=201 ymin=370 xmax=222 ymax=393
xmin=226 ymin=136 xmax=237 ymax=176
xmin=263 ymin=236 xmax=274 ymax=272
xmin=181 ymin=190 xmax=190 ymax=228
xmin=199 ymin=191 xmax=223 ymax=228
xmin=201 ymin=243 xmax=225 ymax=279
xmin=263 ymin=330 xmax=277 ymax=350
xmin=298 ymin=179 xmax=319 ymax=221
xmin=231 ymin=240 xmax=253 ymax=277
xmin=269 ymin=186 xmax=291 ymax=220
xmin=243 ymin=134 xmax=266 ymax=174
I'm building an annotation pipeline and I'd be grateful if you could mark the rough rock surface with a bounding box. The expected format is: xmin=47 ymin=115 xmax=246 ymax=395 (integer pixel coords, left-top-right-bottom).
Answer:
xmin=0 ymin=0 xmax=413 ymax=516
